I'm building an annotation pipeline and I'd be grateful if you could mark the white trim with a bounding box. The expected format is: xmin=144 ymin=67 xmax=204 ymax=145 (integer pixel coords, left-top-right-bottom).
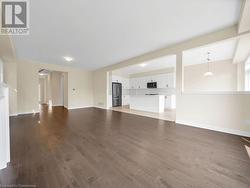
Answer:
xmin=176 ymin=120 xmax=250 ymax=137
xmin=182 ymin=91 xmax=250 ymax=95
xmin=94 ymin=106 xmax=108 ymax=110
xmin=18 ymin=111 xmax=40 ymax=115
xmin=67 ymin=106 xmax=93 ymax=110
xmin=0 ymin=85 xmax=10 ymax=170
xmin=52 ymin=104 xmax=64 ymax=107
xmin=9 ymin=113 xmax=18 ymax=117
xmin=63 ymin=105 xmax=68 ymax=109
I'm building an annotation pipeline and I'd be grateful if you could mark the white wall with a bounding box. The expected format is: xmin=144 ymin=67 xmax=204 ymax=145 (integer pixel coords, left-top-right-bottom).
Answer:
xmin=50 ymin=71 xmax=64 ymax=106
xmin=237 ymin=61 xmax=246 ymax=91
xmin=67 ymin=70 xmax=93 ymax=109
xmin=176 ymin=93 xmax=250 ymax=135
xmin=3 ymin=61 xmax=17 ymax=115
xmin=94 ymin=70 xmax=108 ymax=108
xmin=129 ymin=67 xmax=175 ymax=78
xmin=17 ymin=60 xmax=40 ymax=113
xmin=39 ymin=77 xmax=46 ymax=104
xmin=184 ymin=60 xmax=237 ymax=92
xmin=63 ymin=72 xmax=68 ymax=108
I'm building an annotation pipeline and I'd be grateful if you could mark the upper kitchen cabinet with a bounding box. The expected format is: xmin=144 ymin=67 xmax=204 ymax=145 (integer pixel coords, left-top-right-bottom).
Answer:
xmin=129 ymin=72 xmax=175 ymax=89
xmin=153 ymin=73 xmax=175 ymax=88
xmin=129 ymin=78 xmax=137 ymax=89
xmin=130 ymin=77 xmax=146 ymax=89
xmin=122 ymin=78 xmax=130 ymax=89
xmin=137 ymin=77 xmax=147 ymax=89
xmin=167 ymin=73 xmax=175 ymax=88
xmin=155 ymin=74 xmax=167 ymax=88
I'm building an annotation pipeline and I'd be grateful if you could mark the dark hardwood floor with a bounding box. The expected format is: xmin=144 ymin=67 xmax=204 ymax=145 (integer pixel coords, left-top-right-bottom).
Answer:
xmin=0 ymin=105 xmax=250 ymax=188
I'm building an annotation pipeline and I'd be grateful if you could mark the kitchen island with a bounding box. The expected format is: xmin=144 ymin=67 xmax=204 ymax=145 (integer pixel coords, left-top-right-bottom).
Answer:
xmin=130 ymin=95 xmax=165 ymax=113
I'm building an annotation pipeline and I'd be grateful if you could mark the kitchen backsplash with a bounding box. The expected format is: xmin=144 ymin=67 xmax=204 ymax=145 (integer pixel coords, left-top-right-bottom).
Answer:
xmin=126 ymin=88 xmax=176 ymax=95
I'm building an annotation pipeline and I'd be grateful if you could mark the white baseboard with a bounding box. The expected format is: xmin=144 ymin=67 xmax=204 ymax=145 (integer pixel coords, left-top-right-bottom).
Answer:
xmin=17 ymin=111 xmax=40 ymax=115
xmin=9 ymin=113 xmax=18 ymax=117
xmin=67 ymin=106 xmax=108 ymax=110
xmin=93 ymin=106 xmax=108 ymax=110
xmin=67 ymin=106 xmax=93 ymax=110
xmin=176 ymin=120 xmax=250 ymax=137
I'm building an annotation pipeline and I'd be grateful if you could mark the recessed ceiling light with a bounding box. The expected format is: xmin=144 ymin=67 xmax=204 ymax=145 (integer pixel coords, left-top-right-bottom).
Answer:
xmin=63 ymin=56 xmax=74 ymax=62
xmin=139 ymin=63 xmax=147 ymax=67
xmin=204 ymin=71 xmax=213 ymax=76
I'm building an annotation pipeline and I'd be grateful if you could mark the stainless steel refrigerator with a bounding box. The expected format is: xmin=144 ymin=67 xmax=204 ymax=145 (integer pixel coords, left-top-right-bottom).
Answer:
xmin=112 ymin=82 xmax=122 ymax=107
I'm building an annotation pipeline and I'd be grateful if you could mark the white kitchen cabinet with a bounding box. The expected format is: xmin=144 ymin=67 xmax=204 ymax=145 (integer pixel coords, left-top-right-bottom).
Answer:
xmin=130 ymin=78 xmax=137 ymax=89
xmin=130 ymin=77 xmax=147 ymax=89
xmin=137 ymin=77 xmax=147 ymax=89
xmin=167 ymin=73 xmax=175 ymax=88
xmin=152 ymin=74 xmax=168 ymax=88
xmin=154 ymin=74 xmax=166 ymax=88
xmin=122 ymin=78 xmax=129 ymax=89
xmin=130 ymin=95 xmax=165 ymax=113
xmin=165 ymin=95 xmax=176 ymax=109
xmin=122 ymin=95 xmax=130 ymax=105
xmin=134 ymin=78 xmax=141 ymax=89
xmin=156 ymin=73 xmax=175 ymax=88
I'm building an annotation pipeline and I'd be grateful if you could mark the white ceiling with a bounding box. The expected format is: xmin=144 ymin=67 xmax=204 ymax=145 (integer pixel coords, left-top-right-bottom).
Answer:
xmin=13 ymin=0 xmax=243 ymax=70
xmin=113 ymin=55 xmax=176 ymax=76
xmin=183 ymin=38 xmax=238 ymax=66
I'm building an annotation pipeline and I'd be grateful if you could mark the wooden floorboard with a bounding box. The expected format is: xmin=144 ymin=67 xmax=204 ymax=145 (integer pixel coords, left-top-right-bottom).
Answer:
xmin=0 ymin=105 xmax=250 ymax=188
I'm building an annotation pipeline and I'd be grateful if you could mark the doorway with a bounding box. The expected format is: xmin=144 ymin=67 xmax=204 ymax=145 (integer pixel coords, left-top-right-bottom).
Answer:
xmin=38 ymin=69 xmax=68 ymax=109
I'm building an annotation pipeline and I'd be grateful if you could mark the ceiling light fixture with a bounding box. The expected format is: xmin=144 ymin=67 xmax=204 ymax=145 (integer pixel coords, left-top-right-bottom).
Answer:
xmin=139 ymin=63 xmax=147 ymax=67
xmin=204 ymin=52 xmax=213 ymax=76
xmin=63 ymin=56 xmax=74 ymax=62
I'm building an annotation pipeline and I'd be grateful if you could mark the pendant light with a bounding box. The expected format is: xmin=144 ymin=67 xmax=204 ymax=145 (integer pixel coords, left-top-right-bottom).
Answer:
xmin=204 ymin=52 xmax=213 ymax=76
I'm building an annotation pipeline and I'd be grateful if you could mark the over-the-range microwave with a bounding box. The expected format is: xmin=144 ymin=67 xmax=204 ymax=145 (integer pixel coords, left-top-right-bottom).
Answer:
xmin=147 ymin=82 xmax=157 ymax=88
